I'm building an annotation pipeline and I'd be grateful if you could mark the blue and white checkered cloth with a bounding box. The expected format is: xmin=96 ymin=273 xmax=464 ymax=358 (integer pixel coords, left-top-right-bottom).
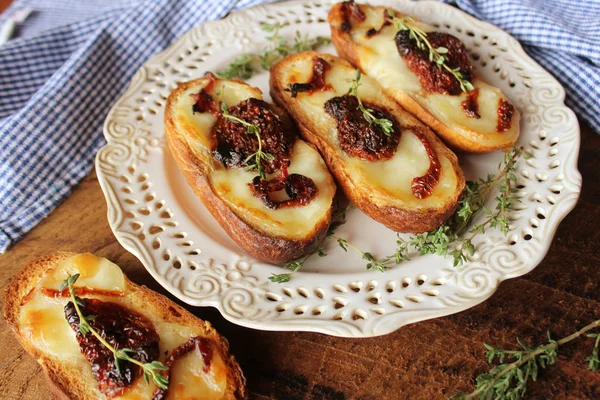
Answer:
xmin=0 ymin=0 xmax=598 ymax=253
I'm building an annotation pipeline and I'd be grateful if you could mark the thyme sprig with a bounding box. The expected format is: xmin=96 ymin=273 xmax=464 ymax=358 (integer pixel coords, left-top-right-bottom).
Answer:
xmin=216 ymin=23 xmax=330 ymax=80
xmin=220 ymin=101 xmax=274 ymax=179
xmin=454 ymin=319 xmax=600 ymax=399
xmin=215 ymin=54 xmax=254 ymax=80
xmin=259 ymin=23 xmax=330 ymax=69
xmin=268 ymin=251 xmax=316 ymax=284
xmin=331 ymin=235 xmax=389 ymax=272
xmin=347 ymin=69 xmax=394 ymax=136
xmin=60 ymin=274 xmax=169 ymax=389
xmin=388 ymin=10 xmax=474 ymax=92
xmin=382 ymin=147 xmax=527 ymax=267
xmin=587 ymin=333 xmax=600 ymax=371
xmin=269 ymin=201 xmax=350 ymax=283
xmin=269 ymin=147 xmax=527 ymax=281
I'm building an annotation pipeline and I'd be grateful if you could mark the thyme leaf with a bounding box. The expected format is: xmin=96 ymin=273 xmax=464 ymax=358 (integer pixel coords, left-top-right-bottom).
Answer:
xmin=269 ymin=200 xmax=350 ymax=283
xmin=332 ymin=235 xmax=389 ymax=272
xmin=587 ymin=333 xmax=600 ymax=372
xmin=220 ymin=100 xmax=273 ymax=179
xmin=259 ymin=23 xmax=330 ymax=69
xmin=61 ymin=274 xmax=169 ymax=390
xmin=216 ymin=23 xmax=330 ymax=80
xmin=215 ymin=54 xmax=254 ymax=80
xmin=347 ymin=69 xmax=394 ymax=136
xmin=454 ymin=319 xmax=600 ymax=399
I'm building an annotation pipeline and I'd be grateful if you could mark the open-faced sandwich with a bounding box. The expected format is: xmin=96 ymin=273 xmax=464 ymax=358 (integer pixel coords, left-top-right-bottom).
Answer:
xmin=328 ymin=1 xmax=520 ymax=153
xmin=3 ymin=252 xmax=245 ymax=399
xmin=165 ymin=73 xmax=336 ymax=264
xmin=270 ymin=52 xmax=465 ymax=233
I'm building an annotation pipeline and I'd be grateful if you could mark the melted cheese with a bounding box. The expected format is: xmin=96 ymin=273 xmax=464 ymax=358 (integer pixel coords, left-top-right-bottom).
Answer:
xmin=21 ymin=294 xmax=84 ymax=361
xmin=114 ymin=322 xmax=227 ymax=400
xmin=343 ymin=4 xmax=519 ymax=148
xmin=211 ymin=140 xmax=334 ymax=236
xmin=19 ymin=254 xmax=230 ymax=400
xmin=172 ymin=80 xmax=335 ymax=240
xmin=37 ymin=253 xmax=126 ymax=291
xmin=279 ymin=55 xmax=460 ymax=209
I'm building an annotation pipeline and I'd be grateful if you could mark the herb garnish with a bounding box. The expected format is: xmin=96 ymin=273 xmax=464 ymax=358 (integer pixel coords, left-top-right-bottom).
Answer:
xmin=220 ymin=101 xmax=274 ymax=179
xmin=383 ymin=147 xmax=527 ymax=267
xmin=347 ymin=69 xmax=394 ymax=136
xmin=259 ymin=23 xmax=330 ymax=69
xmin=331 ymin=235 xmax=389 ymax=272
xmin=61 ymin=274 xmax=169 ymax=389
xmin=215 ymin=54 xmax=254 ymax=80
xmin=269 ymin=201 xmax=350 ymax=283
xmin=388 ymin=10 xmax=474 ymax=93
xmin=453 ymin=318 xmax=600 ymax=399
xmin=216 ymin=23 xmax=330 ymax=80
xmin=269 ymin=147 xmax=527 ymax=282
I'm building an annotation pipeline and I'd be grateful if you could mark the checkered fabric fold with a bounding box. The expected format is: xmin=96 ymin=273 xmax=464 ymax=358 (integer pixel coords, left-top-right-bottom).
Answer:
xmin=444 ymin=0 xmax=600 ymax=135
xmin=0 ymin=0 xmax=598 ymax=253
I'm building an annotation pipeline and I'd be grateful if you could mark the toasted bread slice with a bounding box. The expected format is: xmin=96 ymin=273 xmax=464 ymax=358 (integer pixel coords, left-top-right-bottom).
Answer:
xmin=3 ymin=252 xmax=245 ymax=400
xmin=270 ymin=52 xmax=465 ymax=233
xmin=165 ymin=76 xmax=336 ymax=264
xmin=328 ymin=1 xmax=520 ymax=153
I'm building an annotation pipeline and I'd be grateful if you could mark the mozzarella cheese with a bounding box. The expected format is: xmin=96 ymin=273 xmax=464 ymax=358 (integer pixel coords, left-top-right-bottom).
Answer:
xmin=173 ymin=80 xmax=335 ymax=240
xmin=19 ymin=254 xmax=229 ymax=400
xmin=344 ymin=4 xmax=519 ymax=148
xmin=278 ymin=55 xmax=460 ymax=209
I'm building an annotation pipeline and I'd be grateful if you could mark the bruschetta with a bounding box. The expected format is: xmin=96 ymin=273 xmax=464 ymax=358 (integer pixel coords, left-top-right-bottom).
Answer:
xmin=328 ymin=1 xmax=520 ymax=153
xmin=3 ymin=252 xmax=245 ymax=399
xmin=270 ymin=52 xmax=465 ymax=233
xmin=165 ymin=74 xmax=336 ymax=264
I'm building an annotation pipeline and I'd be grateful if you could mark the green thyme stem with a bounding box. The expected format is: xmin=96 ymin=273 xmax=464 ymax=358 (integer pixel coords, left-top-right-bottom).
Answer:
xmin=331 ymin=234 xmax=388 ymax=272
xmin=67 ymin=281 xmax=117 ymax=357
xmin=64 ymin=275 xmax=169 ymax=389
xmin=220 ymin=102 xmax=273 ymax=179
xmin=216 ymin=23 xmax=329 ymax=80
xmin=380 ymin=147 xmax=526 ymax=267
xmin=389 ymin=11 xmax=474 ymax=92
xmin=220 ymin=109 xmax=253 ymax=128
xmin=330 ymin=235 xmax=361 ymax=253
xmin=461 ymin=319 xmax=600 ymax=400
xmin=268 ymin=251 xmax=315 ymax=283
xmin=347 ymin=69 xmax=394 ymax=136
xmin=269 ymin=202 xmax=351 ymax=283
xmin=457 ymin=148 xmax=523 ymax=237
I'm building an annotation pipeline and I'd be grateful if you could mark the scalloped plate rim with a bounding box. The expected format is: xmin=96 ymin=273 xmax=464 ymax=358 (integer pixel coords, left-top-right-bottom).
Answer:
xmin=95 ymin=0 xmax=581 ymax=338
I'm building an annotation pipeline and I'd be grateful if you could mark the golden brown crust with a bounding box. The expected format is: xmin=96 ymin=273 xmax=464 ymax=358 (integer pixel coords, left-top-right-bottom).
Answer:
xmin=328 ymin=2 xmax=520 ymax=153
xmin=164 ymin=78 xmax=332 ymax=264
xmin=269 ymin=52 xmax=465 ymax=233
xmin=3 ymin=252 xmax=246 ymax=400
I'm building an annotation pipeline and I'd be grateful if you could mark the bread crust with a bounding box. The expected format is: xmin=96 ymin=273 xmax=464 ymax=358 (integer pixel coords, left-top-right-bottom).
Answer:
xmin=3 ymin=252 xmax=246 ymax=400
xmin=164 ymin=79 xmax=333 ymax=264
xmin=269 ymin=52 xmax=465 ymax=233
xmin=328 ymin=2 xmax=520 ymax=153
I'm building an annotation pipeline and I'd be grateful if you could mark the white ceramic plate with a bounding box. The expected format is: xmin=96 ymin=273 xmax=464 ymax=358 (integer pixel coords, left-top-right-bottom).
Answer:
xmin=96 ymin=0 xmax=581 ymax=337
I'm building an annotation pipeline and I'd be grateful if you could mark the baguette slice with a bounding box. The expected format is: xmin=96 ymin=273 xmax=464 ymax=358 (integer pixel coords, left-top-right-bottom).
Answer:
xmin=270 ymin=52 xmax=465 ymax=233
xmin=4 ymin=252 xmax=245 ymax=400
xmin=165 ymin=76 xmax=336 ymax=264
xmin=328 ymin=1 xmax=520 ymax=153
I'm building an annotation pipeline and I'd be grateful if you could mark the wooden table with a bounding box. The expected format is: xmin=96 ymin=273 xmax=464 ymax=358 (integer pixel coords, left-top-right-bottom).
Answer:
xmin=1 ymin=2 xmax=599 ymax=398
